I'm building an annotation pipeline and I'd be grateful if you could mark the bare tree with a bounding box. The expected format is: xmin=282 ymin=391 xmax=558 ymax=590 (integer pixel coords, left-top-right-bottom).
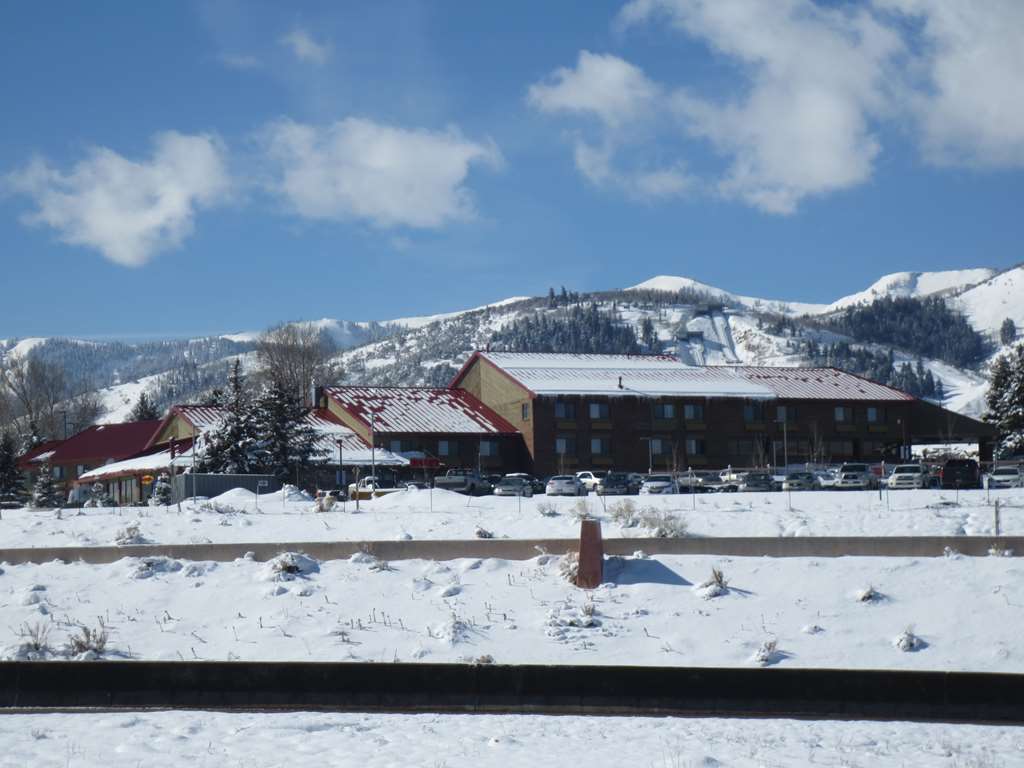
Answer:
xmin=0 ymin=357 xmax=104 ymax=442
xmin=256 ymin=323 xmax=341 ymax=405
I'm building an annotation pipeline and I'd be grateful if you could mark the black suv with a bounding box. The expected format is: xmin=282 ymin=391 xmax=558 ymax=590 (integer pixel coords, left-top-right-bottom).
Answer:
xmin=940 ymin=459 xmax=980 ymax=489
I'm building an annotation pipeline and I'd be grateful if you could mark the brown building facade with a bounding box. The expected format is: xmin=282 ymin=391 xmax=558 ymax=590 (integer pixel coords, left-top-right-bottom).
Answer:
xmin=452 ymin=352 xmax=996 ymax=476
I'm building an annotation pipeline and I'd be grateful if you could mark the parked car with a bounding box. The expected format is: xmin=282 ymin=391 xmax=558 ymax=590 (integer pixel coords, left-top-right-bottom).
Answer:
xmin=815 ymin=468 xmax=839 ymax=489
xmin=834 ymin=463 xmax=877 ymax=491
xmin=575 ymin=470 xmax=608 ymax=492
xmin=986 ymin=466 xmax=1024 ymax=489
xmin=737 ymin=471 xmax=774 ymax=492
xmin=939 ymin=459 xmax=981 ymax=489
xmin=432 ymin=468 xmax=493 ymax=496
xmin=596 ymin=472 xmax=631 ymax=495
xmin=347 ymin=476 xmax=403 ymax=499
xmin=887 ymin=464 xmax=929 ymax=490
xmin=781 ymin=471 xmax=819 ymax=491
xmin=504 ymin=473 xmax=546 ymax=494
xmin=493 ymin=476 xmax=534 ymax=497
xmin=546 ymin=474 xmax=587 ymax=496
xmin=639 ymin=474 xmax=678 ymax=495
xmin=676 ymin=471 xmax=708 ymax=493
xmin=626 ymin=473 xmax=645 ymax=494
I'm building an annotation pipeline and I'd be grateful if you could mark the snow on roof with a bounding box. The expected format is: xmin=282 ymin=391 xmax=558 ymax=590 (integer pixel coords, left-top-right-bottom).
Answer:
xmin=304 ymin=409 xmax=408 ymax=466
xmin=324 ymin=386 xmax=519 ymax=435
xmin=76 ymin=445 xmax=194 ymax=483
xmin=477 ymin=352 xmax=776 ymax=398
xmin=173 ymin=405 xmax=227 ymax=434
xmin=734 ymin=367 xmax=915 ymax=401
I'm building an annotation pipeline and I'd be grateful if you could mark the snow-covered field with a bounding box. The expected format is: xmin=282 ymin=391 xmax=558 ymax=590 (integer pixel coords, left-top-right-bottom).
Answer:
xmin=2 ymin=487 xmax=1023 ymax=548
xmin=3 ymin=710 xmax=1023 ymax=768
xmin=3 ymin=547 xmax=1022 ymax=671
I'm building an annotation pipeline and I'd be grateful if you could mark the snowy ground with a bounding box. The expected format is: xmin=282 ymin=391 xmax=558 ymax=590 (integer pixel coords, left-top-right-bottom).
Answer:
xmin=2 ymin=709 xmax=1023 ymax=768
xmin=3 ymin=549 xmax=1022 ymax=671
xmin=2 ymin=487 xmax=1024 ymax=548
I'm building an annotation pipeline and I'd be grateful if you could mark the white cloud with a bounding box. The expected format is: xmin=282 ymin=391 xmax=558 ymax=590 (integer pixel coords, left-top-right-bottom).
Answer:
xmin=527 ymin=50 xmax=659 ymax=128
xmin=260 ymin=117 xmax=502 ymax=229
xmin=280 ymin=28 xmax=330 ymax=65
xmin=875 ymin=0 xmax=1024 ymax=167
xmin=5 ymin=132 xmax=231 ymax=266
xmin=528 ymin=51 xmax=692 ymax=201
xmin=622 ymin=0 xmax=902 ymax=214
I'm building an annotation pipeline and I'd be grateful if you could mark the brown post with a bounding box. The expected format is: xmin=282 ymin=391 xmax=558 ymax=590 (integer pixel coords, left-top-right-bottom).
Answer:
xmin=576 ymin=518 xmax=604 ymax=588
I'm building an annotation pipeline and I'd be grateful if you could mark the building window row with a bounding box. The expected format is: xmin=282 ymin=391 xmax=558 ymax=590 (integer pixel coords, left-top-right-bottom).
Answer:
xmin=554 ymin=399 xmax=707 ymax=422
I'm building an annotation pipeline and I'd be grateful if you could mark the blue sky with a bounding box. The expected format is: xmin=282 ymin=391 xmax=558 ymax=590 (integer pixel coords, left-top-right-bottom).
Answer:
xmin=2 ymin=0 xmax=1022 ymax=338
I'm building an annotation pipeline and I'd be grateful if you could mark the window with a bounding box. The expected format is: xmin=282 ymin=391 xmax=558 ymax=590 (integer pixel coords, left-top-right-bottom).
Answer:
xmin=555 ymin=436 xmax=576 ymax=455
xmin=52 ymin=465 xmax=64 ymax=479
xmin=390 ymin=440 xmax=403 ymax=453
xmin=683 ymin=403 xmax=704 ymax=421
xmin=685 ymin=438 xmax=705 ymax=455
xmin=590 ymin=437 xmax=609 ymax=455
xmin=479 ymin=440 xmax=497 ymax=457
xmin=743 ymin=403 xmax=764 ymax=423
xmin=437 ymin=440 xmax=451 ymax=457
xmin=776 ymin=405 xmax=796 ymax=423
xmin=588 ymin=402 xmax=610 ymax=420
xmin=521 ymin=403 xmax=530 ymax=421
xmin=654 ymin=403 xmax=675 ymax=419
xmin=650 ymin=438 xmax=668 ymax=455
xmin=866 ymin=406 xmax=881 ymax=423
xmin=834 ymin=406 xmax=853 ymax=423
xmin=554 ymin=400 xmax=576 ymax=419
xmin=76 ymin=464 xmax=87 ymax=476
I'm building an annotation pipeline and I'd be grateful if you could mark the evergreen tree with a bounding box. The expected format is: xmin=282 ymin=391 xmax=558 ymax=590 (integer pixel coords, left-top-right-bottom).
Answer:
xmin=640 ymin=317 xmax=659 ymax=352
xmin=1001 ymin=318 xmax=1017 ymax=346
xmin=251 ymin=378 xmax=318 ymax=482
xmin=31 ymin=458 xmax=61 ymax=508
xmin=149 ymin=472 xmax=173 ymax=506
xmin=986 ymin=347 xmax=1024 ymax=457
xmin=128 ymin=392 xmax=160 ymax=422
xmin=0 ymin=430 xmax=26 ymax=506
xmin=198 ymin=359 xmax=259 ymax=474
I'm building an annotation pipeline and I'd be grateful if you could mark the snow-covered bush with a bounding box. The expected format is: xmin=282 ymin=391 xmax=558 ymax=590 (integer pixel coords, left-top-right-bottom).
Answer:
xmin=856 ymin=585 xmax=885 ymax=603
xmin=30 ymin=460 xmax=61 ymax=509
xmin=114 ymin=522 xmax=145 ymax=546
xmin=67 ymin=623 xmax=108 ymax=657
xmin=752 ymin=639 xmax=780 ymax=666
xmin=894 ymin=626 xmax=924 ymax=652
xmin=559 ymin=551 xmax=580 ymax=584
xmin=697 ymin=566 xmax=729 ymax=600
xmin=637 ymin=507 xmax=687 ymax=538
xmin=609 ymin=499 xmax=638 ymax=527
xmin=536 ymin=500 xmax=559 ymax=517
xmin=265 ymin=552 xmax=320 ymax=581
xmin=570 ymin=498 xmax=592 ymax=522
xmin=149 ymin=474 xmax=173 ymax=507
xmin=198 ymin=501 xmax=246 ymax=515
xmin=84 ymin=482 xmax=114 ymax=508
xmin=129 ymin=557 xmax=182 ymax=580
xmin=474 ymin=526 xmax=494 ymax=539
xmin=989 ymin=543 xmax=1013 ymax=557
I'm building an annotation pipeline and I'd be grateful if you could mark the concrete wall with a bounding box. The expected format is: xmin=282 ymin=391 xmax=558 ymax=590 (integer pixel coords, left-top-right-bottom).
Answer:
xmin=2 ymin=535 xmax=1020 ymax=566
xmin=3 ymin=661 xmax=1022 ymax=723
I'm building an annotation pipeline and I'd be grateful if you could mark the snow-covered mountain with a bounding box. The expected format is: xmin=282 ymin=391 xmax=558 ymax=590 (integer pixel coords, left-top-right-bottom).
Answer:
xmin=4 ymin=265 xmax=1021 ymax=422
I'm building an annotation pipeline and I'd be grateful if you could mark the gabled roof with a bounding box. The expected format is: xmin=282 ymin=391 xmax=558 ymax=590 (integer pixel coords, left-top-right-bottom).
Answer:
xmin=733 ymin=367 xmax=915 ymax=402
xmin=146 ymin=404 xmax=226 ymax=448
xmin=457 ymin=352 xmax=919 ymax=402
xmin=324 ymin=386 xmax=519 ymax=435
xmin=42 ymin=420 xmax=163 ymax=465
xmin=458 ymin=352 xmax=775 ymax=398
xmin=304 ymin=408 xmax=408 ymax=465
xmin=16 ymin=439 xmax=63 ymax=469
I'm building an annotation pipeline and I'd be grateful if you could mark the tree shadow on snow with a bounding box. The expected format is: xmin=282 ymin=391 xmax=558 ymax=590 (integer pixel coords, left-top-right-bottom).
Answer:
xmin=604 ymin=557 xmax=690 ymax=586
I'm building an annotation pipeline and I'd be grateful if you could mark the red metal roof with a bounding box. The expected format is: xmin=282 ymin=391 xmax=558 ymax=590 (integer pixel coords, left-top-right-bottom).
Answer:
xmin=16 ymin=439 xmax=63 ymax=470
xmin=44 ymin=420 xmax=163 ymax=465
xmin=730 ymin=367 xmax=915 ymax=402
xmin=324 ymin=386 xmax=519 ymax=435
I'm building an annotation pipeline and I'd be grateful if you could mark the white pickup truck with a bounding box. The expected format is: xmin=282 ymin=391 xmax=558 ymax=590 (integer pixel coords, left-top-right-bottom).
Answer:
xmin=347 ymin=476 xmax=406 ymax=500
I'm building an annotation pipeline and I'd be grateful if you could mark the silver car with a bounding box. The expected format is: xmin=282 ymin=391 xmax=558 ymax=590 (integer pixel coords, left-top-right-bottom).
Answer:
xmin=493 ymin=476 xmax=534 ymax=497
xmin=888 ymin=464 xmax=928 ymax=490
xmin=781 ymin=471 xmax=819 ymax=491
xmin=987 ymin=466 xmax=1023 ymax=489
xmin=639 ymin=474 xmax=678 ymax=495
xmin=835 ymin=463 xmax=877 ymax=490
xmin=546 ymin=475 xmax=587 ymax=496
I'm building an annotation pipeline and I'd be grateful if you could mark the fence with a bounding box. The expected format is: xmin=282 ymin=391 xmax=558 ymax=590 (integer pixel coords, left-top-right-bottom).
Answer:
xmin=170 ymin=473 xmax=280 ymax=503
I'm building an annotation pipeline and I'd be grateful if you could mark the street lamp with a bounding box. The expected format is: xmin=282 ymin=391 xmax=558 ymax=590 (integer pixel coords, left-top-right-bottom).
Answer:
xmin=639 ymin=437 xmax=654 ymax=474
